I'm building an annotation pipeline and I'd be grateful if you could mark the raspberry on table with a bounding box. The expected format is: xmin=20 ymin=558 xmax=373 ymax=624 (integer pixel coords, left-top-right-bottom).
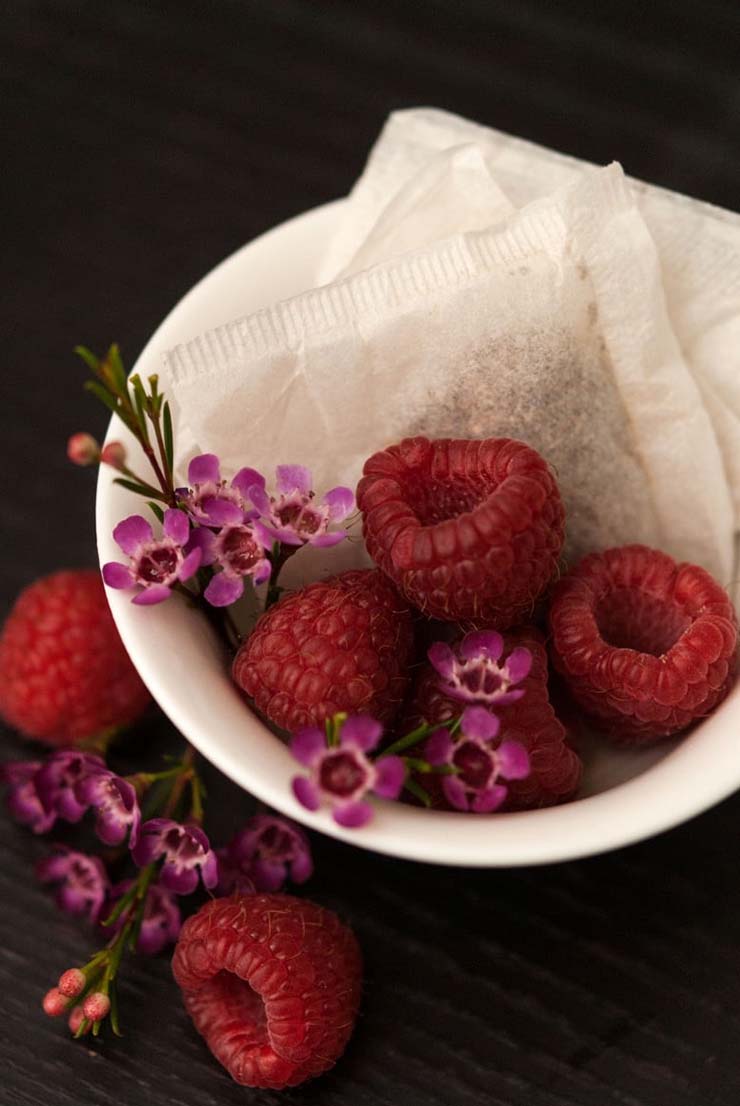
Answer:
xmin=172 ymin=893 xmax=362 ymax=1089
xmin=232 ymin=569 xmax=415 ymax=732
xmin=549 ymin=544 xmax=738 ymax=742
xmin=406 ymin=628 xmax=582 ymax=809
xmin=0 ymin=570 xmax=150 ymax=745
xmin=357 ymin=436 xmax=564 ymax=627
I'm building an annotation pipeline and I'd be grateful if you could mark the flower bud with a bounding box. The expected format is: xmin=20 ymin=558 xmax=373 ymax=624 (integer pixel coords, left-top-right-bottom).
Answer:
xmin=100 ymin=440 xmax=127 ymax=471
xmin=58 ymin=968 xmax=86 ymax=998
xmin=67 ymin=1005 xmax=90 ymax=1035
xmin=42 ymin=987 xmax=69 ymax=1017
xmin=67 ymin=432 xmax=100 ymax=466
xmin=82 ymin=991 xmax=110 ymax=1022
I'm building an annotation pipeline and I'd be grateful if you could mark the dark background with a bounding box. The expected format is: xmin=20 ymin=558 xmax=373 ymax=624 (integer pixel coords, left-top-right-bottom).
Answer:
xmin=2 ymin=2 xmax=740 ymax=1104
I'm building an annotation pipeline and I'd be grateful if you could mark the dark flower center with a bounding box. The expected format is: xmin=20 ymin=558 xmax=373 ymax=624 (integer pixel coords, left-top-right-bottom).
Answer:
xmin=138 ymin=545 xmax=179 ymax=584
xmin=163 ymin=827 xmax=202 ymax=864
xmin=458 ymin=661 xmax=504 ymax=697
xmin=319 ymin=750 xmax=367 ymax=798
xmin=452 ymin=741 xmax=494 ymax=792
xmin=70 ymin=858 xmax=101 ymax=895
xmin=276 ymin=502 xmax=303 ymax=527
xmin=257 ymin=824 xmax=293 ymax=858
xmin=220 ymin=527 xmax=261 ymax=575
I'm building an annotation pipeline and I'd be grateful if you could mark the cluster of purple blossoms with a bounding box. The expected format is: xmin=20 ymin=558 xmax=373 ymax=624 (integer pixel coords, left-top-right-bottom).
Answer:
xmin=290 ymin=715 xmax=405 ymax=828
xmin=102 ymin=453 xmax=354 ymax=608
xmin=2 ymin=751 xmax=140 ymax=846
xmin=37 ymin=847 xmax=110 ymax=924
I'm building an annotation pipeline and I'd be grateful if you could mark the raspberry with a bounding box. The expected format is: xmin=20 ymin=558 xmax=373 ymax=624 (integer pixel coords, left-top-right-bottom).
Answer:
xmin=0 ymin=570 xmax=150 ymax=745
xmin=357 ymin=436 xmax=564 ymax=627
xmin=172 ymin=893 xmax=362 ymax=1089
xmin=233 ymin=569 xmax=414 ymax=732
xmin=406 ymin=628 xmax=581 ymax=809
xmin=549 ymin=545 xmax=738 ymax=742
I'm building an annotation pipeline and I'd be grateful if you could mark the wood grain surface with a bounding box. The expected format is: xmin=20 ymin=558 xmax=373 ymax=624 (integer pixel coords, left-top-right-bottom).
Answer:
xmin=2 ymin=2 xmax=740 ymax=1104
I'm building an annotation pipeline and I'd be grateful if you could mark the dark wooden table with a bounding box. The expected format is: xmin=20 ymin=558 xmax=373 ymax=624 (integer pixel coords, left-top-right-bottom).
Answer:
xmin=3 ymin=3 xmax=740 ymax=1104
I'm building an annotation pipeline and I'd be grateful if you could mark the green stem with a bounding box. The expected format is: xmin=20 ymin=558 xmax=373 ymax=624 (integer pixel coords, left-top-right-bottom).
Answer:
xmin=382 ymin=716 xmax=459 ymax=759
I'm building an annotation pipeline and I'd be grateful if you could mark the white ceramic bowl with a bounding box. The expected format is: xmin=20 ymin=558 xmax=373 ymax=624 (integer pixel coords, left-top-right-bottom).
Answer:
xmin=96 ymin=202 xmax=740 ymax=867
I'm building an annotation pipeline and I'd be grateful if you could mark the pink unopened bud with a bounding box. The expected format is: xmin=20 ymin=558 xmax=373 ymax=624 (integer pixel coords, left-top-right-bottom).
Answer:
xmin=58 ymin=968 xmax=86 ymax=998
xmin=67 ymin=432 xmax=100 ymax=466
xmin=43 ymin=987 xmax=69 ymax=1017
xmin=82 ymin=991 xmax=110 ymax=1022
xmin=68 ymin=1005 xmax=90 ymax=1036
xmin=100 ymin=440 xmax=127 ymax=471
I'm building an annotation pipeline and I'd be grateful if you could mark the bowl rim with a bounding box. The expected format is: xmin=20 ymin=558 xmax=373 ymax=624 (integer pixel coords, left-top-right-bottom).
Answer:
xmin=95 ymin=199 xmax=740 ymax=867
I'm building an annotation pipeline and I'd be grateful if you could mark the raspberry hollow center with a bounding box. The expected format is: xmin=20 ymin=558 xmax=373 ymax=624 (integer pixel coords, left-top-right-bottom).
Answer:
xmin=402 ymin=473 xmax=489 ymax=525
xmin=595 ymin=589 xmax=691 ymax=657
xmin=204 ymin=971 xmax=270 ymax=1050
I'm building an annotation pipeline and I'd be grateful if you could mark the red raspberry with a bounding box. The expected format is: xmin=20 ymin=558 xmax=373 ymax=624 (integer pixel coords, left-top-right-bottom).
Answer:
xmin=549 ymin=545 xmax=738 ymax=743
xmin=357 ymin=436 xmax=564 ymax=627
xmin=172 ymin=893 xmax=362 ymax=1089
xmin=0 ymin=570 xmax=150 ymax=745
xmin=233 ymin=569 xmax=414 ymax=732
xmin=406 ymin=628 xmax=581 ymax=809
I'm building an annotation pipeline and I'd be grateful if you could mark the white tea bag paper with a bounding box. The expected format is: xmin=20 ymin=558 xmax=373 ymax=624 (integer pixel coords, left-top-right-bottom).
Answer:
xmin=163 ymin=163 xmax=733 ymax=581
xmin=329 ymin=107 xmax=740 ymax=534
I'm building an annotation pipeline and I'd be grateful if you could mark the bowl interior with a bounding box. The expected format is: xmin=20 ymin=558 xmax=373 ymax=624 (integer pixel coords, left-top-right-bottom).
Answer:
xmin=96 ymin=201 xmax=740 ymax=867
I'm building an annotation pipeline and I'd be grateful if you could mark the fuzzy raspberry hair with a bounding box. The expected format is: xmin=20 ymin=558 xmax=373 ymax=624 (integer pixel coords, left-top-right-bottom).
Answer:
xmin=233 ymin=569 xmax=415 ymax=732
xmin=0 ymin=570 xmax=150 ymax=745
xmin=357 ymin=436 xmax=564 ymax=627
xmin=172 ymin=893 xmax=362 ymax=1089
xmin=406 ymin=628 xmax=581 ymax=809
xmin=549 ymin=545 xmax=738 ymax=742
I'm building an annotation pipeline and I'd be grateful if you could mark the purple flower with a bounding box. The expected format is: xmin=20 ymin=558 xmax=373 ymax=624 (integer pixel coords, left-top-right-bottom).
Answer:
xmin=217 ymin=813 xmax=313 ymax=894
xmin=106 ymin=880 xmax=181 ymax=955
xmin=76 ymin=770 xmax=141 ymax=847
xmin=102 ymin=509 xmax=201 ymax=605
xmin=290 ymin=715 xmax=405 ymax=828
xmin=425 ymin=706 xmax=530 ymax=813
xmin=188 ymin=518 xmax=272 ymax=607
xmin=132 ymin=818 xmax=218 ymax=894
xmin=37 ymin=847 xmax=110 ymax=923
xmin=177 ymin=453 xmax=262 ymax=528
xmin=428 ymin=631 xmax=532 ymax=708
xmin=249 ymin=465 xmax=354 ymax=549
xmin=0 ymin=761 xmax=56 ymax=834
xmin=35 ymin=751 xmax=106 ymax=823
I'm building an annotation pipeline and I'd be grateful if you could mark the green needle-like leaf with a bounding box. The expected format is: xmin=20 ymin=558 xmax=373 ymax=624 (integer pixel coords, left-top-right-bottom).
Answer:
xmin=74 ymin=345 xmax=101 ymax=371
xmin=162 ymin=401 xmax=174 ymax=472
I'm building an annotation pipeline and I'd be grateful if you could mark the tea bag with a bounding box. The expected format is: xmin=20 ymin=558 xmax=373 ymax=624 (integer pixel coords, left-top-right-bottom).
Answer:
xmin=163 ymin=163 xmax=734 ymax=581
xmin=326 ymin=108 xmax=740 ymax=534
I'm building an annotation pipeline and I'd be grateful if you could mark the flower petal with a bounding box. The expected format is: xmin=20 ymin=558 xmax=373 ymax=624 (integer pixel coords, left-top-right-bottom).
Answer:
xmin=373 ymin=756 xmax=406 ymax=800
xmin=496 ymin=740 xmax=530 ymax=781
xmin=232 ymin=467 xmax=265 ymax=500
xmin=201 ymin=497 xmax=244 ymax=527
xmin=132 ymin=585 xmax=171 ymax=605
xmin=460 ymin=631 xmax=503 ymax=663
xmin=253 ymin=558 xmax=272 ymax=586
xmin=292 ymin=776 xmax=321 ymax=811
xmin=113 ymin=515 xmax=152 ymax=556
xmin=200 ymin=851 xmax=219 ymax=890
xmin=460 ymin=706 xmax=500 ymax=742
xmin=340 ymin=715 xmax=382 ymax=752
xmin=289 ymin=849 xmax=313 ymax=884
xmin=333 ymin=800 xmax=373 ymax=828
xmin=250 ymin=858 xmax=286 ymax=892
xmin=160 ymin=864 xmax=199 ymax=896
xmin=472 ymin=784 xmax=508 ymax=813
xmin=186 ymin=527 xmax=217 ymax=566
xmin=102 ymin=562 xmax=133 ymax=590
xmin=323 ymin=486 xmax=355 ymax=522
xmin=276 ymin=464 xmax=312 ymax=495
xmin=247 ymin=483 xmax=272 ymax=517
xmin=504 ymin=646 xmax=533 ymax=685
xmin=428 ymin=641 xmax=456 ymax=680
xmin=309 ymin=531 xmax=346 ymax=548
xmin=424 ymin=729 xmax=454 ymax=765
xmin=163 ymin=508 xmax=190 ymax=545
xmin=290 ymin=727 xmax=326 ymax=767
xmin=442 ymin=775 xmax=470 ymax=811
xmin=178 ymin=548 xmax=202 ymax=582
xmin=204 ymin=573 xmax=243 ymax=607
xmin=188 ymin=453 xmax=220 ymax=486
